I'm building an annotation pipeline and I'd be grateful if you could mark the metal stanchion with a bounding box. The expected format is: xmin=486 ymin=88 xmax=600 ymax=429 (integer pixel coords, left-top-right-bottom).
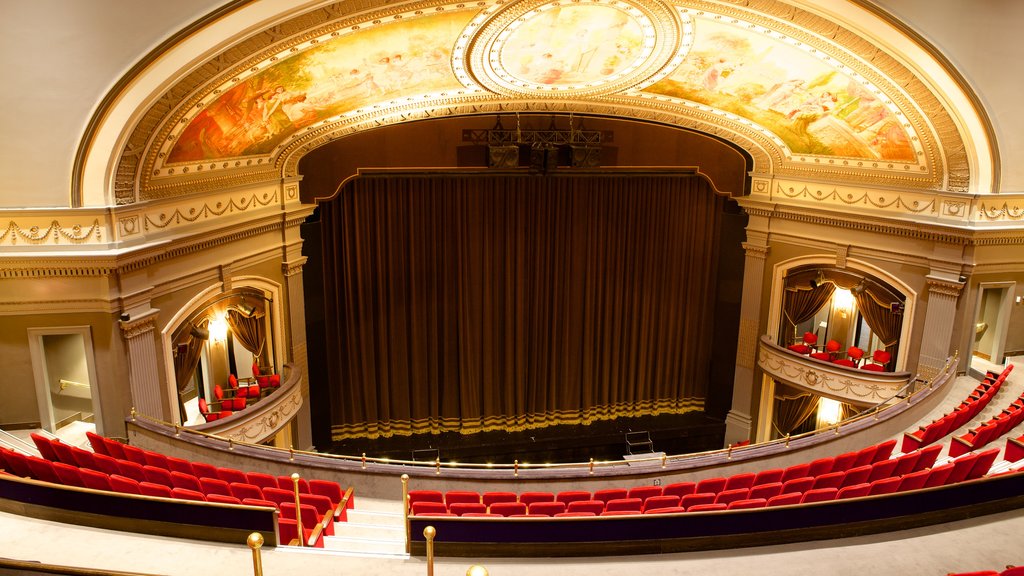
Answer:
xmin=402 ymin=473 xmax=411 ymax=554
xmin=424 ymin=526 xmax=436 ymax=576
xmin=247 ymin=532 xmax=264 ymax=576
xmin=291 ymin=473 xmax=304 ymax=547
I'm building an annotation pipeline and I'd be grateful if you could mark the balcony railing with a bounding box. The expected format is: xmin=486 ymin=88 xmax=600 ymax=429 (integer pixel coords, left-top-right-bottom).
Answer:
xmin=185 ymin=363 xmax=302 ymax=444
xmin=758 ymin=335 xmax=915 ymax=406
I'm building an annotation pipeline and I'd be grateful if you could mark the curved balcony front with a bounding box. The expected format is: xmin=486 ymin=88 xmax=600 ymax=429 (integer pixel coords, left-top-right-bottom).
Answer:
xmin=188 ymin=363 xmax=303 ymax=443
xmin=758 ymin=336 xmax=914 ymax=407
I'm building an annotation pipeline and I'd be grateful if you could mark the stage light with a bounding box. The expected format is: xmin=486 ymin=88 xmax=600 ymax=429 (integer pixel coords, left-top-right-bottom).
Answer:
xmin=208 ymin=315 xmax=229 ymax=342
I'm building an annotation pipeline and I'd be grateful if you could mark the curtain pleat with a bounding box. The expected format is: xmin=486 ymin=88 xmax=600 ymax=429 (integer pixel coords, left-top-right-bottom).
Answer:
xmin=321 ymin=173 xmax=724 ymax=438
xmin=173 ymin=329 xmax=207 ymax=424
xmin=226 ymin=309 xmax=266 ymax=359
xmin=781 ymin=283 xmax=836 ymax=342
xmin=854 ymin=292 xmax=902 ymax=349
xmin=773 ymin=382 xmax=821 ymax=435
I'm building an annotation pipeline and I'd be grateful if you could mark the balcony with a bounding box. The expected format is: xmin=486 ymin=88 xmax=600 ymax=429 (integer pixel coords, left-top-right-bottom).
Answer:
xmin=189 ymin=363 xmax=303 ymax=443
xmin=758 ymin=335 xmax=914 ymax=406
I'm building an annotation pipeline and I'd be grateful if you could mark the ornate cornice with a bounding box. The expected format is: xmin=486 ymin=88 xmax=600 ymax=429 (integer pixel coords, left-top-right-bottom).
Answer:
xmin=120 ymin=313 xmax=158 ymax=339
xmin=925 ymin=276 xmax=964 ymax=298
xmin=741 ymin=242 xmax=770 ymax=260
xmin=282 ymin=256 xmax=308 ymax=278
xmin=0 ymin=259 xmax=117 ymax=279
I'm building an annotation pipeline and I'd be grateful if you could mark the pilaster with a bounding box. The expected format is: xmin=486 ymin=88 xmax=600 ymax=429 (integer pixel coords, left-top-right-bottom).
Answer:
xmin=724 ymin=240 xmax=770 ymax=446
xmin=918 ymin=276 xmax=964 ymax=378
xmin=282 ymin=256 xmax=313 ymax=450
xmin=119 ymin=310 xmax=165 ymax=420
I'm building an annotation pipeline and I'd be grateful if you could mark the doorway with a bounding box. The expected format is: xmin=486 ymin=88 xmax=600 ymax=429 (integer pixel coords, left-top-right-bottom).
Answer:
xmin=27 ymin=327 xmax=103 ymax=436
xmin=972 ymin=282 xmax=1015 ymax=365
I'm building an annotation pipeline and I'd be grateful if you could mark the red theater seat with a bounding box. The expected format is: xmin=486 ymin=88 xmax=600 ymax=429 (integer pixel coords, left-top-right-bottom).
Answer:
xmin=766 ymin=493 xmax=801 ymax=507
xmin=52 ymin=461 xmax=86 ymax=487
xmin=749 ymin=482 xmax=783 ymax=501
xmin=518 ymin=491 xmax=555 ymax=505
xmin=139 ymin=481 xmax=173 ymax=498
xmin=169 ymin=471 xmax=203 ymax=492
xmin=444 ymin=490 xmax=481 ymax=506
xmin=207 ymin=493 xmax=243 ymax=505
xmin=528 ymin=501 xmax=567 ymax=516
xmin=482 ymin=492 xmax=517 ymax=507
xmin=694 ymin=477 xmax=727 ymax=495
xmin=642 ymin=495 xmax=681 ymax=512
xmin=723 ymin=473 xmax=756 ymax=491
xmin=714 ymin=488 xmax=750 ymax=506
xmin=752 ymin=468 xmax=784 ymax=486
xmin=79 ymin=468 xmax=113 ymax=491
xmin=662 ymin=482 xmax=697 ymax=498
xmin=489 ymin=502 xmax=527 ymax=517
xmin=686 ymin=503 xmax=727 ymax=512
xmin=592 ymin=488 xmax=628 ymax=504
xmin=246 ymin=472 xmax=279 ymax=492
xmin=868 ymin=477 xmax=901 ymax=496
xmin=604 ymin=498 xmax=642 ymax=513
xmin=800 ymin=488 xmax=838 ymax=503
xmin=836 ymin=483 xmax=870 ymax=500
xmin=109 ymin=474 xmax=141 ymax=495
xmin=781 ymin=477 xmax=814 ymax=495
xmin=555 ymin=490 xmax=592 ymax=505
xmin=408 ymin=490 xmax=443 ymax=506
xmin=566 ymin=500 xmax=605 ymax=515
xmin=627 ymin=485 xmax=663 ymax=502
xmin=449 ymin=502 xmax=487 ymax=516
xmin=727 ymin=498 xmax=767 ymax=510
xmin=26 ymin=456 xmax=61 ymax=484
xmin=680 ymin=493 xmax=716 ymax=510
xmin=217 ymin=467 xmax=249 ymax=485
xmin=411 ymin=501 xmax=448 ymax=516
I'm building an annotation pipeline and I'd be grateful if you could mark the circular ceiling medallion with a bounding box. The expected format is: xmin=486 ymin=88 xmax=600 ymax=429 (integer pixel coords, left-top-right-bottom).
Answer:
xmin=463 ymin=0 xmax=687 ymax=98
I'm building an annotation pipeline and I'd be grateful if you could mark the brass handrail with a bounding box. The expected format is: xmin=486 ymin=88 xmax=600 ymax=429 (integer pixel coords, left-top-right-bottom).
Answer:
xmin=291 ymin=473 xmax=304 ymax=547
xmin=424 ymin=525 xmax=436 ymax=576
xmin=248 ymin=532 xmax=264 ymax=576
xmin=130 ymin=353 xmax=959 ymax=475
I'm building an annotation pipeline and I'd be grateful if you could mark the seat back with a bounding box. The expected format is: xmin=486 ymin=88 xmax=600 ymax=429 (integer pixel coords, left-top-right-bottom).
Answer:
xmin=642 ymin=495 xmax=681 ymax=512
xmin=566 ymin=500 xmax=605 ymax=515
xmin=528 ymin=501 xmax=567 ymax=516
xmin=800 ymin=488 xmax=838 ymax=503
xmin=836 ymin=483 xmax=870 ymax=500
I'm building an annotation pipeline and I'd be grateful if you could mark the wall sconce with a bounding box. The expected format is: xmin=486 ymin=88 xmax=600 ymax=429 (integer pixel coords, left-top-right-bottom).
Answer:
xmin=809 ymin=270 xmax=826 ymax=289
xmin=817 ymin=397 xmax=842 ymax=426
xmin=833 ymin=288 xmax=854 ymax=319
xmin=208 ymin=316 xmax=229 ymax=343
xmin=236 ymin=302 xmax=256 ymax=318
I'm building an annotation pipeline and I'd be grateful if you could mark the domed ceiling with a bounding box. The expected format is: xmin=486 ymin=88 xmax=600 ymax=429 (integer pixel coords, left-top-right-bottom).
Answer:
xmin=108 ymin=0 xmax=971 ymax=204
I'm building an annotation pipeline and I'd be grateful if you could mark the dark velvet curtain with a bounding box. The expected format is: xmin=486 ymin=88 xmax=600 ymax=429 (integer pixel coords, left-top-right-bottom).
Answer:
xmin=226 ymin=309 xmax=267 ymax=360
xmin=173 ymin=327 xmax=207 ymax=424
xmin=320 ymin=173 xmax=724 ymax=438
xmin=854 ymin=292 xmax=902 ymax=351
xmin=782 ymin=283 xmax=836 ymax=342
xmin=773 ymin=382 xmax=820 ymax=435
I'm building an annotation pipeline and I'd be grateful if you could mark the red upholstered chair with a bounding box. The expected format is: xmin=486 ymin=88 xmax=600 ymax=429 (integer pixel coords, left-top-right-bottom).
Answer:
xmin=643 ymin=506 xmax=686 ymax=515
xmin=268 ymin=374 xmax=281 ymax=389
xmin=642 ymin=495 xmax=681 ymax=513
xmin=115 ymin=460 xmax=147 ymax=483
xmin=694 ymin=477 xmax=727 ymax=495
xmin=171 ymin=487 xmax=207 ymax=502
xmin=91 ymin=452 xmax=122 ymax=477
xmin=601 ymin=509 xmax=641 ymax=516
xmin=207 ymin=493 xmax=243 ymax=505
xmin=408 ymin=489 xmax=444 ymax=507
xmin=139 ymin=481 xmax=173 ymax=498
xmin=169 ymin=470 xmax=203 ymax=492
xmin=198 ymin=397 xmax=231 ymax=421
xmin=915 ymin=444 xmax=943 ymax=472
xmin=277 ymin=518 xmax=302 ymax=546
xmin=52 ymin=461 xmax=86 ymax=487
xmin=723 ymin=473 xmax=756 ymax=491
xmin=687 ymin=503 xmax=727 ymax=512
xmin=810 ymin=340 xmax=840 ymax=361
xmin=873 ymin=439 xmax=897 ymax=462
xmin=142 ymin=465 xmax=173 ymax=488
xmin=26 ymin=456 xmax=61 ymax=483
xmin=217 ymin=467 xmax=249 ymax=485
xmin=411 ymin=501 xmax=448 ymax=516
xmin=69 ymin=446 xmax=97 ymax=471
xmin=766 ymin=492 xmax=801 ymax=507
xmin=230 ymin=482 xmax=264 ymax=501
xmin=246 ymin=472 xmax=279 ymax=492
xmin=277 ymin=474 xmax=310 ymax=494
xmin=449 ymin=502 xmax=487 ymax=516
xmin=216 ymin=383 xmax=245 ymax=411
xmin=482 ymin=492 xmax=517 ymax=507
xmin=714 ymin=488 xmax=750 ymax=506
xmin=841 ymin=465 xmax=872 ymax=488
xmin=444 ymin=491 xmax=481 ymax=506
xmin=297 ymin=493 xmax=336 ymax=535
xmin=603 ymin=498 xmax=642 ymax=513
xmin=86 ymin=431 xmax=109 ymax=456
xmin=200 ymin=476 xmax=233 ymax=497
xmin=780 ymin=463 xmax=811 ymax=483
xmin=727 ymin=498 xmax=767 ymax=510
xmin=142 ymin=451 xmax=169 ymax=470
xmin=891 ymin=451 xmax=922 ymax=477
xmin=833 ymin=346 xmax=864 ymax=368
xmin=836 ymin=483 xmax=871 ymax=500
xmin=263 ymin=486 xmax=296 ymax=509
xmin=965 ymin=448 xmax=1001 ymax=481
xmin=242 ymin=498 xmax=278 ymax=510
xmin=867 ymin=458 xmax=899 ymax=483
xmin=30 ymin=433 xmax=60 ymax=463
xmin=662 ymin=482 xmax=697 ymax=498
xmin=463 ymin=512 xmax=504 ymax=518
xmin=800 ymin=487 xmax=838 ymax=503
xmin=867 ymin=477 xmax=901 ymax=495
xmin=680 ymin=493 xmax=716 ymax=510
xmin=566 ymin=500 xmax=605 ymax=515
xmin=518 ymin=491 xmax=555 ymax=505
xmin=781 ymin=477 xmax=814 ymax=495
xmin=811 ymin=471 xmax=845 ymax=490
xmin=851 ymin=444 xmax=879 ymax=468
xmin=50 ymin=440 xmax=77 ymax=467
xmin=528 ymin=501 xmax=567 ymax=516
xmin=102 ymin=438 xmax=127 ymax=461
xmin=488 ymin=502 xmax=527 ymax=516
xmin=79 ymin=468 xmax=113 ymax=491
xmin=626 ymin=485 xmax=663 ymax=502
xmin=831 ymin=452 xmax=859 ymax=473
xmin=787 ymin=332 xmax=818 ymax=355
xmin=922 ymin=462 xmax=955 ymax=488
xmin=752 ymin=468 xmax=784 ymax=486
xmin=556 ymin=512 xmax=598 ymax=517
xmin=166 ymin=456 xmax=194 ymax=476
xmin=555 ymin=490 xmax=592 ymax=505
xmin=748 ymin=482 xmax=783 ymax=501
xmin=592 ymin=488 xmax=628 ymax=504
xmin=945 ymin=453 xmax=981 ymax=485
xmin=109 ymin=474 xmax=141 ymax=494
xmin=121 ymin=444 xmax=149 ymax=467
xmin=808 ymin=457 xmax=835 ymax=477
xmin=861 ymin=349 xmax=892 ymax=371
xmin=896 ymin=469 xmax=930 ymax=492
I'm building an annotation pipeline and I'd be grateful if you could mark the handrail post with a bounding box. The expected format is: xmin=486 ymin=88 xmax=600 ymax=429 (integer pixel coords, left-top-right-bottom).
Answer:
xmin=424 ymin=526 xmax=436 ymax=576
xmin=401 ymin=473 xmax=411 ymax=554
xmin=247 ymin=532 xmax=264 ymax=576
xmin=290 ymin=473 xmax=304 ymax=547
xmin=588 ymin=458 xmax=594 ymax=475
xmin=513 ymin=459 xmax=519 ymax=477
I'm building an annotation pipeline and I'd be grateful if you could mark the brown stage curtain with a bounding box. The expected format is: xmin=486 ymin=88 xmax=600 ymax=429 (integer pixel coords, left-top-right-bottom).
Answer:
xmin=320 ymin=173 xmax=725 ymax=437
xmin=773 ymin=382 xmax=820 ymax=435
xmin=781 ymin=283 xmax=835 ymax=342
xmin=173 ymin=326 xmax=207 ymax=424
xmin=854 ymin=292 xmax=902 ymax=351
xmin=227 ymin=309 xmax=267 ymax=361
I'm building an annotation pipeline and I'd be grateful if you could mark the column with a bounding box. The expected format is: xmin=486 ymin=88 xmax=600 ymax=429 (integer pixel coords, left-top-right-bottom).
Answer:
xmin=917 ymin=275 xmax=964 ymax=379
xmin=282 ymin=256 xmax=314 ymax=450
xmin=120 ymin=310 xmax=165 ymax=420
xmin=724 ymin=240 xmax=770 ymax=446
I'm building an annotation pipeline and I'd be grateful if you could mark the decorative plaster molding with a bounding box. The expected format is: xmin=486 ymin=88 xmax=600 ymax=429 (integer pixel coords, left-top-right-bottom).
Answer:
xmin=925 ymin=276 xmax=964 ymax=298
xmin=978 ymin=202 xmax=1024 ymax=221
xmin=735 ymin=317 xmax=760 ymax=369
xmin=741 ymin=242 xmax=769 ymax=260
xmin=0 ymin=259 xmax=117 ymax=279
xmin=835 ymin=244 xmax=849 ymax=269
xmin=758 ymin=336 xmax=912 ymax=406
xmin=142 ymin=191 xmax=279 ymax=231
xmin=282 ymin=256 xmax=308 ymax=278
xmin=120 ymin=313 xmax=158 ymax=339
xmin=774 ymin=184 xmax=938 ymax=215
xmin=0 ymin=219 xmax=103 ymax=246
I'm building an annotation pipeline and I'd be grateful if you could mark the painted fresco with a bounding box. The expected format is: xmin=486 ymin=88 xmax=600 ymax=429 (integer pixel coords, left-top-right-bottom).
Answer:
xmin=499 ymin=4 xmax=646 ymax=87
xmin=645 ymin=17 xmax=917 ymax=162
xmin=168 ymin=11 xmax=473 ymax=163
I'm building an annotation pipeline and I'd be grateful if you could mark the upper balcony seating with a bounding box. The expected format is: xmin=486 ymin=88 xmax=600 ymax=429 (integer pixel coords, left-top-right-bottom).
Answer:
xmin=860 ymin=349 xmax=892 ymax=372
xmin=833 ymin=346 xmax=864 ymax=368
xmin=949 ymin=369 xmax=1024 ymax=458
xmin=902 ymin=365 xmax=1013 ymax=453
xmin=11 ymin=431 xmax=353 ymax=548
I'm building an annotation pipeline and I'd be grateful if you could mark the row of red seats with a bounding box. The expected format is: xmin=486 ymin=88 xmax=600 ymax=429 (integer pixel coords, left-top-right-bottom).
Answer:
xmin=201 ymin=366 xmax=283 ymax=422
xmin=950 ymin=371 xmax=1024 ymax=458
xmin=903 ymin=365 xmax=1013 ymax=453
xmin=407 ymin=446 xmax=1002 ymax=518
xmin=948 ymin=566 xmax=1024 ymax=576
xmin=786 ymin=332 xmax=891 ymax=371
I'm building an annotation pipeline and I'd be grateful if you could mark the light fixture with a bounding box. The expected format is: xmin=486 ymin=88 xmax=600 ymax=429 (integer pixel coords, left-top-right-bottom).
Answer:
xmin=817 ymin=398 xmax=842 ymax=426
xmin=189 ymin=325 xmax=209 ymax=340
xmin=833 ymin=288 xmax=854 ymax=319
xmin=851 ymin=278 xmax=867 ymax=295
xmin=208 ymin=315 xmax=229 ymax=342
xmin=236 ymin=302 xmax=256 ymax=318
xmin=809 ymin=270 xmax=826 ymax=289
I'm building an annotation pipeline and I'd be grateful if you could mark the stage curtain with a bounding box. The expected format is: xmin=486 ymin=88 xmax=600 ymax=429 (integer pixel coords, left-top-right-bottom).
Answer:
xmin=773 ymin=382 xmax=820 ymax=436
xmin=781 ymin=283 xmax=836 ymax=343
xmin=320 ymin=173 xmax=724 ymax=438
xmin=854 ymin=292 xmax=902 ymax=351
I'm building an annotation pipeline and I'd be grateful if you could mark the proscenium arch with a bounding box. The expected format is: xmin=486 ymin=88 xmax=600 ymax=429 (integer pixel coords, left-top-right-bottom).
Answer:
xmin=74 ymin=0 xmax=998 ymax=207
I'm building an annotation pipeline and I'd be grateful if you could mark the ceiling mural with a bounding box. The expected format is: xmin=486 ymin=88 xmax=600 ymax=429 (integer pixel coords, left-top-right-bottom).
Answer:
xmin=116 ymin=0 xmax=971 ymax=204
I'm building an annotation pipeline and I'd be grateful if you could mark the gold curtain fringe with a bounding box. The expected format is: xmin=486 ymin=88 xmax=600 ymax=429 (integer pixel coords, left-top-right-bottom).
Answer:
xmin=330 ymin=397 xmax=705 ymax=441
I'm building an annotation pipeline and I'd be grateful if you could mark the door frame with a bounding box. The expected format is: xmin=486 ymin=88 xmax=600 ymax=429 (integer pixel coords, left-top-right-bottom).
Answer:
xmin=26 ymin=326 xmax=103 ymax=435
